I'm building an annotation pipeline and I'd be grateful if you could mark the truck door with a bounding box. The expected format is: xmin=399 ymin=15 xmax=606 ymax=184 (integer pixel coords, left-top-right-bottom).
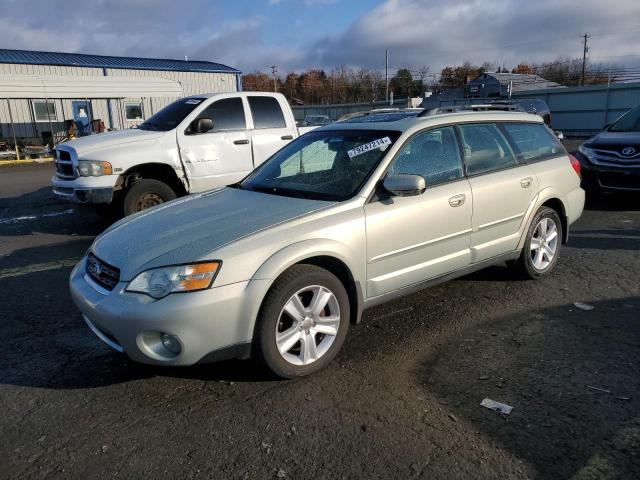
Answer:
xmin=246 ymin=95 xmax=296 ymax=166
xmin=176 ymin=97 xmax=252 ymax=192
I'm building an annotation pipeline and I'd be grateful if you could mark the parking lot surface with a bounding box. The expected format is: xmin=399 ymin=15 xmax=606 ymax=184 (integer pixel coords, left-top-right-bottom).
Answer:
xmin=1 ymin=164 xmax=639 ymax=479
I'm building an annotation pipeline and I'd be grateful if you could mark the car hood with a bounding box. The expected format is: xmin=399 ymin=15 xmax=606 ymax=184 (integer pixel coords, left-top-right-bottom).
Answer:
xmin=92 ymin=187 xmax=335 ymax=280
xmin=61 ymin=129 xmax=166 ymax=156
xmin=587 ymin=130 xmax=640 ymax=148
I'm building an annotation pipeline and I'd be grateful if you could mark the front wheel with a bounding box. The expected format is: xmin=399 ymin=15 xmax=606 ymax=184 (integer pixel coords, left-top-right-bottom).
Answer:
xmin=512 ymin=206 xmax=562 ymax=279
xmin=254 ymin=265 xmax=350 ymax=378
xmin=122 ymin=179 xmax=176 ymax=216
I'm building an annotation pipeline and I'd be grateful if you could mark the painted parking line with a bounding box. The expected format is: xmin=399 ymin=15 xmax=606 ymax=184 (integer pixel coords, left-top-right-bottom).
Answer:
xmin=0 ymin=259 xmax=80 ymax=280
xmin=0 ymin=209 xmax=75 ymax=225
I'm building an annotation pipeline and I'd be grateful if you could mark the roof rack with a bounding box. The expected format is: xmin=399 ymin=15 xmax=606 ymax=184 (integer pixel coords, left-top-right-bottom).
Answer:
xmin=418 ymin=103 xmax=522 ymax=117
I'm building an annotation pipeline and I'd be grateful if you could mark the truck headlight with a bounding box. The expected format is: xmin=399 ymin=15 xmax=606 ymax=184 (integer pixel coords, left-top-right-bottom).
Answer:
xmin=578 ymin=145 xmax=596 ymax=161
xmin=126 ymin=261 xmax=221 ymax=299
xmin=77 ymin=160 xmax=113 ymax=177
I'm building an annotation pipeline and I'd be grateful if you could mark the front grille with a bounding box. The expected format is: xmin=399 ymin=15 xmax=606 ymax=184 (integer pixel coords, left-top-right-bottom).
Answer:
xmin=598 ymin=172 xmax=640 ymax=190
xmin=593 ymin=147 xmax=640 ymax=168
xmin=86 ymin=253 xmax=120 ymax=291
xmin=55 ymin=149 xmax=77 ymax=178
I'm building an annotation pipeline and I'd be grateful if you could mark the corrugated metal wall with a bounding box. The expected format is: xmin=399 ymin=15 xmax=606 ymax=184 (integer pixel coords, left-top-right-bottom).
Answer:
xmin=512 ymin=82 xmax=640 ymax=136
xmin=0 ymin=63 xmax=237 ymax=147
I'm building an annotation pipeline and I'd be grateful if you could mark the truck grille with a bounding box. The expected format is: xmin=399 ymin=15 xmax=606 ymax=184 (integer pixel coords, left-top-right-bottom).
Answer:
xmin=55 ymin=149 xmax=77 ymax=178
xmin=86 ymin=253 xmax=120 ymax=291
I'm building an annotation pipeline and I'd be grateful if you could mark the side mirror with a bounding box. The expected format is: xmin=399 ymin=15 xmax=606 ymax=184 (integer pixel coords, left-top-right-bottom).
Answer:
xmin=194 ymin=117 xmax=214 ymax=134
xmin=383 ymin=174 xmax=426 ymax=197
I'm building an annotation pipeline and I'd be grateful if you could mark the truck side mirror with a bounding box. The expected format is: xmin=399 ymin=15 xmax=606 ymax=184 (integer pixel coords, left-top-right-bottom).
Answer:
xmin=194 ymin=117 xmax=214 ymax=134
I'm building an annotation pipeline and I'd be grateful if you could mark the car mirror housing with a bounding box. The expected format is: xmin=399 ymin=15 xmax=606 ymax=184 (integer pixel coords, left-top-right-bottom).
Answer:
xmin=383 ymin=174 xmax=426 ymax=197
xmin=195 ymin=117 xmax=214 ymax=134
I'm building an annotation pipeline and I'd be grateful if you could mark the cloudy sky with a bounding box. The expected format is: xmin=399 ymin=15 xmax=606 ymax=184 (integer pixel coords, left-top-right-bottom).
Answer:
xmin=2 ymin=0 xmax=640 ymax=75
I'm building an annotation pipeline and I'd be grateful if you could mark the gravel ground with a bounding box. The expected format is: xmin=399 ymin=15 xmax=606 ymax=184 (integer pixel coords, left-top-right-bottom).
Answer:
xmin=1 ymin=164 xmax=638 ymax=479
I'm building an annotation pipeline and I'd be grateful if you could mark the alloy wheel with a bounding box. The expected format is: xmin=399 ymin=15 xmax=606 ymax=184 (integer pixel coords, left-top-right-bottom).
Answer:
xmin=530 ymin=217 xmax=559 ymax=271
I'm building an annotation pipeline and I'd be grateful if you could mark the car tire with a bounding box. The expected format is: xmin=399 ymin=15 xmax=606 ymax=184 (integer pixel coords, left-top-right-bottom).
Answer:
xmin=254 ymin=264 xmax=350 ymax=379
xmin=513 ymin=206 xmax=563 ymax=280
xmin=122 ymin=179 xmax=176 ymax=216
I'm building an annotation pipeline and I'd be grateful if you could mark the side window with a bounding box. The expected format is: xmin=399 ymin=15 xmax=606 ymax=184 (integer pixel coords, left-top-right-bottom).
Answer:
xmin=198 ymin=98 xmax=246 ymax=131
xmin=458 ymin=123 xmax=517 ymax=176
xmin=502 ymin=123 xmax=563 ymax=161
xmin=389 ymin=126 xmax=463 ymax=185
xmin=248 ymin=96 xmax=286 ymax=129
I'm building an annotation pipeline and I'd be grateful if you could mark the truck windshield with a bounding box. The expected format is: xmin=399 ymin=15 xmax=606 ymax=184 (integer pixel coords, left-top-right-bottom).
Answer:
xmin=138 ymin=98 xmax=206 ymax=131
xmin=608 ymin=106 xmax=640 ymax=132
xmin=241 ymin=129 xmax=401 ymax=201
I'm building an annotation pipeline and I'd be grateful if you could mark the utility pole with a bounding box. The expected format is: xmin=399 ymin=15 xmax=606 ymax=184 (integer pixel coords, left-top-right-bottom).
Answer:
xmin=580 ymin=33 xmax=590 ymax=87
xmin=385 ymin=49 xmax=389 ymax=102
xmin=270 ymin=65 xmax=278 ymax=92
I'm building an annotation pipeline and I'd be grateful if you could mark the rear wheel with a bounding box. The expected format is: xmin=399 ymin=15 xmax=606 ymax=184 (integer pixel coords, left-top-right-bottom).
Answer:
xmin=254 ymin=265 xmax=350 ymax=378
xmin=122 ymin=179 xmax=176 ymax=216
xmin=512 ymin=206 xmax=562 ymax=279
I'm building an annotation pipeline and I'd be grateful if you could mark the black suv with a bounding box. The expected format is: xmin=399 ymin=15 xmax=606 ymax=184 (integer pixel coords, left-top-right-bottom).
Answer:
xmin=576 ymin=105 xmax=640 ymax=193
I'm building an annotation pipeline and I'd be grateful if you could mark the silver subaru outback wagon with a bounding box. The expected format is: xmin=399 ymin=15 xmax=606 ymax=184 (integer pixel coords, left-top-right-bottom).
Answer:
xmin=70 ymin=111 xmax=585 ymax=378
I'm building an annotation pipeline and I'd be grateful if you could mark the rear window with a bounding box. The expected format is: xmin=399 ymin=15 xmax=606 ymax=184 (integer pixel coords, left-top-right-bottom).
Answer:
xmin=503 ymin=123 xmax=563 ymax=161
xmin=458 ymin=123 xmax=518 ymax=175
xmin=248 ymin=96 xmax=286 ymax=129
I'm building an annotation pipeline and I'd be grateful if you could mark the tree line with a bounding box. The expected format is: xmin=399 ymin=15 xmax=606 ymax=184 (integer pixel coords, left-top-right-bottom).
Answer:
xmin=242 ymin=57 xmax=618 ymax=105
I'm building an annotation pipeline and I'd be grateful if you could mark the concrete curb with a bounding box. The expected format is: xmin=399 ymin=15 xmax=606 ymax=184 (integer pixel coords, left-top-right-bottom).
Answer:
xmin=0 ymin=157 xmax=54 ymax=167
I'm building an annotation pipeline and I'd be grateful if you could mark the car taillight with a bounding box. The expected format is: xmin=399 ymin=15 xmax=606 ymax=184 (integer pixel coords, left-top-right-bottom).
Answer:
xmin=569 ymin=154 xmax=581 ymax=178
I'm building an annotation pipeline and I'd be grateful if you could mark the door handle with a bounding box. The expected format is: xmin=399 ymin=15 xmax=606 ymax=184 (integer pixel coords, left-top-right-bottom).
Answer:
xmin=520 ymin=177 xmax=533 ymax=188
xmin=281 ymin=135 xmax=294 ymax=140
xmin=234 ymin=139 xmax=249 ymax=145
xmin=449 ymin=194 xmax=466 ymax=207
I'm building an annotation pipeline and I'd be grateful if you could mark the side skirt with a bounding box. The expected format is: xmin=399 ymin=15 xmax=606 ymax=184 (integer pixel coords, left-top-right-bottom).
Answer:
xmin=363 ymin=250 xmax=521 ymax=310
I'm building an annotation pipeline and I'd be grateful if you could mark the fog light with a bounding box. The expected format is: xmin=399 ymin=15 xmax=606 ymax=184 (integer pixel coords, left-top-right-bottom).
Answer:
xmin=160 ymin=333 xmax=181 ymax=355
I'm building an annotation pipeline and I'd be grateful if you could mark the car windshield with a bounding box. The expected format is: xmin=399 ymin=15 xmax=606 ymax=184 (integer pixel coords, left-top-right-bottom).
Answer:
xmin=240 ymin=129 xmax=401 ymax=201
xmin=608 ymin=106 xmax=640 ymax=132
xmin=138 ymin=97 xmax=206 ymax=131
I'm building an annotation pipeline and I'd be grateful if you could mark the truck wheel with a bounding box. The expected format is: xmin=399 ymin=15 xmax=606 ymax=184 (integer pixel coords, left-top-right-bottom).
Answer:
xmin=123 ymin=179 xmax=176 ymax=216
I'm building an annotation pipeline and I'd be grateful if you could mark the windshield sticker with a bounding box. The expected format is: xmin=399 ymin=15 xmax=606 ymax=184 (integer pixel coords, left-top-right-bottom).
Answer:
xmin=185 ymin=99 xmax=202 ymax=105
xmin=347 ymin=137 xmax=392 ymax=158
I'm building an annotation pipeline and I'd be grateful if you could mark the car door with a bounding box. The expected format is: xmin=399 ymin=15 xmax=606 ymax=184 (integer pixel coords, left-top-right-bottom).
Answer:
xmin=364 ymin=126 xmax=473 ymax=298
xmin=247 ymin=95 xmax=295 ymax=166
xmin=177 ymin=97 xmax=252 ymax=192
xmin=457 ymin=122 xmax=539 ymax=262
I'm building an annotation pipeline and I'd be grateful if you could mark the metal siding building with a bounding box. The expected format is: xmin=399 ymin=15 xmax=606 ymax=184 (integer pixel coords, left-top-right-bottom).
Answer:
xmin=0 ymin=49 xmax=240 ymax=152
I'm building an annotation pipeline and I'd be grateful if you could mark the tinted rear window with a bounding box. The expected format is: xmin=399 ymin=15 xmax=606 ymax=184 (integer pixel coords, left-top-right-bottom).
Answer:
xmin=249 ymin=96 xmax=286 ymax=129
xmin=503 ymin=123 xmax=563 ymax=161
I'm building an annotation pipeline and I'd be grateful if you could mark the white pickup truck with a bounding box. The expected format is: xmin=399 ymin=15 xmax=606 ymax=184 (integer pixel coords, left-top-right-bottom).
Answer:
xmin=52 ymin=92 xmax=315 ymax=216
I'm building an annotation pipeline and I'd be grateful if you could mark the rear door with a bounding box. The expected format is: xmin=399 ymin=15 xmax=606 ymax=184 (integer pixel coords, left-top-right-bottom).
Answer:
xmin=365 ymin=126 xmax=472 ymax=297
xmin=457 ymin=122 xmax=539 ymax=262
xmin=177 ymin=97 xmax=252 ymax=192
xmin=247 ymin=95 xmax=296 ymax=166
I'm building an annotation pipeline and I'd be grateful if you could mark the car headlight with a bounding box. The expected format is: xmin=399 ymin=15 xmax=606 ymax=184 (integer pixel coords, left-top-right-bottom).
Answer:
xmin=77 ymin=160 xmax=113 ymax=177
xmin=578 ymin=145 xmax=596 ymax=161
xmin=126 ymin=261 xmax=221 ymax=299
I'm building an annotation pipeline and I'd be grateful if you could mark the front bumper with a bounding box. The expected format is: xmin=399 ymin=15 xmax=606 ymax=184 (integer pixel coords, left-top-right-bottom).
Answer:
xmin=70 ymin=257 xmax=267 ymax=366
xmin=52 ymin=174 xmax=116 ymax=204
xmin=576 ymin=152 xmax=640 ymax=192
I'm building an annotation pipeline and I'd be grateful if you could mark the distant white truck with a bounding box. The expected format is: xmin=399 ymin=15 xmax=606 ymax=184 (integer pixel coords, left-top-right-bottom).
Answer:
xmin=52 ymin=92 xmax=314 ymax=216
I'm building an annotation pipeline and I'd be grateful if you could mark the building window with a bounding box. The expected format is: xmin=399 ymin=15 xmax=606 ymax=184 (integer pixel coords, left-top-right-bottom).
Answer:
xmin=125 ymin=102 xmax=144 ymax=121
xmin=32 ymin=100 xmax=58 ymax=122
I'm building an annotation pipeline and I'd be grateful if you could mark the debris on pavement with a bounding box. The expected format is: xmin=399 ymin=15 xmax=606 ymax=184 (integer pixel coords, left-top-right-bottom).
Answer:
xmin=574 ymin=302 xmax=595 ymax=311
xmin=480 ymin=398 xmax=513 ymax=414
xmin=448 ymin=413 xmax=458 ymax=422
xmin=615 ymin=396 xmax=631 ymax=401
xmin=586 ymin=385 xmax=610 ymax=394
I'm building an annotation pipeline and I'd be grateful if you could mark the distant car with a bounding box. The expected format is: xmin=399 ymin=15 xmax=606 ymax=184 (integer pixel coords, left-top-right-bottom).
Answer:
xmin=71 ymin=110 xmax=584 ymax=378
xmin=301 ymin=115 xmax=331 ymax=127
xmin=576 ymin=105 xmax=640 ymax=193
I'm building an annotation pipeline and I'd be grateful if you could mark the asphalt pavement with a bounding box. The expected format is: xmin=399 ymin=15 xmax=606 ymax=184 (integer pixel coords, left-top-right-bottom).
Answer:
xmin=1 ymin=164 xmax=638 ymax=479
